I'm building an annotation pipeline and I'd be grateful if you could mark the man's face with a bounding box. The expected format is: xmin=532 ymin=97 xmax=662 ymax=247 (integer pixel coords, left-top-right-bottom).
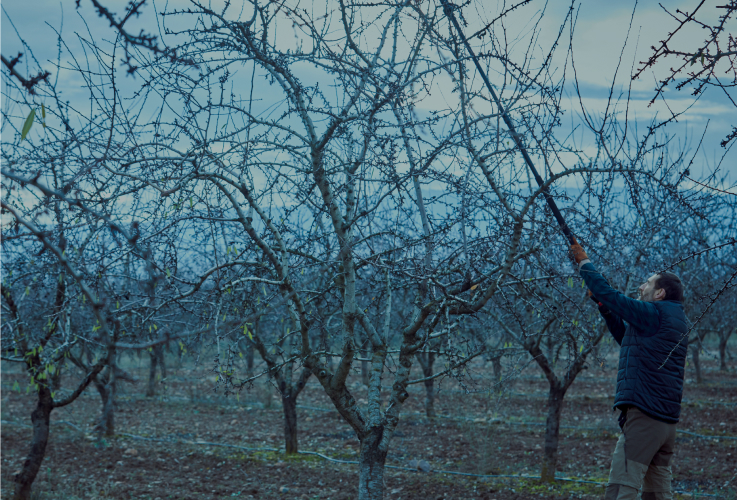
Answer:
xmin=638 ymin=274 xmax=664 ymax=302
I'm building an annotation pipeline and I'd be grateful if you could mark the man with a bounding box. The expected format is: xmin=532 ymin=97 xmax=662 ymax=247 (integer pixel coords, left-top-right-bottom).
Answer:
xmin=570 ymin=240 xmax=688 ymax=500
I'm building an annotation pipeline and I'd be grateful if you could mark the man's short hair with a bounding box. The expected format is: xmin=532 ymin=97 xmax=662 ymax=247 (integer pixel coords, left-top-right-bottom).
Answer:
xmin=655 ymin=272 xmax=684 ymax=302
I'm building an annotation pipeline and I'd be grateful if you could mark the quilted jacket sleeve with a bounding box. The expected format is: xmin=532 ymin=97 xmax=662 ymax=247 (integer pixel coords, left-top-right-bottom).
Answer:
xmin=579 ymin=262 xmax=660 ymax=332
xmin=599 ymin=307 xmax=626 ymax=345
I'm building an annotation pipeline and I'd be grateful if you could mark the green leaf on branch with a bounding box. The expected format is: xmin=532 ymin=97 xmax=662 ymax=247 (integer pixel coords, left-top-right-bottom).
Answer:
xmin=21 ymin=109 xmax=36 ymax=141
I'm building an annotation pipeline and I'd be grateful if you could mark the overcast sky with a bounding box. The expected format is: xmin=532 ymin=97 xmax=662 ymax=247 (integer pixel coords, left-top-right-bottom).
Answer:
xmin=3 ymin=0 xmax=735 ymax=185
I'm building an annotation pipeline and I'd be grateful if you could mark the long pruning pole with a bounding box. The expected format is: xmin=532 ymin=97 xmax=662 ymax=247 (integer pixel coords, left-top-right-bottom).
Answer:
xmin=439 ymin=0 xmax=577 ymax=245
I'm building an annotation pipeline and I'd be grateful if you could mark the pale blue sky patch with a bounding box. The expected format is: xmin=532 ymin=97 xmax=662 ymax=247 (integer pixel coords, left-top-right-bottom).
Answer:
xmin=3 ymin=0 xmax=735 ymax=188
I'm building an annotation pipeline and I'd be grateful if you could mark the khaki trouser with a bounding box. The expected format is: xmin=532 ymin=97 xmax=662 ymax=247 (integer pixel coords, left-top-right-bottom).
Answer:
xmin=604 ymin=407 xmax=677 ymax=500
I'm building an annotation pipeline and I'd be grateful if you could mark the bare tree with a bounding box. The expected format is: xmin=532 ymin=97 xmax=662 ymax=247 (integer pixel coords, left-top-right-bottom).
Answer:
xmin=104 ymin=1 xmax=583 ymax=495
xmin=489 ymin=275 xmax=606 ymax=482
xmin=1 ymin=27 xmax=175 ymax=498
xmin=1 ymin=186 xmax=120 ymax=500
xmin=634 ymin=1 xmax=737 ymax=147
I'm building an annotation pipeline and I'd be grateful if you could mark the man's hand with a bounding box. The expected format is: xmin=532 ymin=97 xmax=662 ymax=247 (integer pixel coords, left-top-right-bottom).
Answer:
xmin=569 ymin=237 xmax=589 ymax=265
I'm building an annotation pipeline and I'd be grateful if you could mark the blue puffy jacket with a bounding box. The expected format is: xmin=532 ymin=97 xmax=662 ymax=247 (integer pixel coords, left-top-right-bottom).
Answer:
xmin=580 ymin=262 xmax=689 ymax=423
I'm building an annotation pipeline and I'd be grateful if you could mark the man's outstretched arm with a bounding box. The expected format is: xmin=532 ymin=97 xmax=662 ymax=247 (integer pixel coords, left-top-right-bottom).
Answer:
xmin=569 ymin=241 xmax=660 ymax=331
xmin=578 ymin=262 xmax=660 ymax=331
xmin=590 ymin=293 xmax=626 ymax=344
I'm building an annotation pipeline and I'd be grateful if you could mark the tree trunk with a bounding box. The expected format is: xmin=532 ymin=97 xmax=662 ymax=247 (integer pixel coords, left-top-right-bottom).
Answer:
xmin=157 ymin=344 xmax=167 ymax=380
xmin=361 ymin=343 xmax=370 ymax=387
xmin=423 ymin=378 xmax=436 ymax=419
xmin=318 ymin=314 xmax=334 ymax=371
xmin=545 ymin=336 xmax=554 ymax=364
xmin=50 ymin=364 xmax=63 ymax=391
xmin=491 ymin=355 xmax=502 ymax=385
xmin=146 ymin=348 xmax=158 ymax=397
xmin=415 ymin=351 xmax=436 ymax=418
xmin=690 ymin=343 xmax=702 ymax=384
xmin=282 ymin=393 xmax=298 ymax=454
xmin=14 ymin=387 xmax=53 ymax=500
xmin=540 ymin=385 xmax=564 ymax=483
xmin=358 ymin=427 xmax=387 ymax=500
xmin=245 ymin=341 xmax=254 ymax=377
xmin=422 ymin=352 xmax=436 ymax=418
xmin=718 ymin=329 xmax=734 ymax=371
xmin=719 ymin=335 xmax=728 ymax=371
xmin=102 ymin=385 xmax=115 ymax=437
xmin=93 ymin=376 xmax=115 ymax=437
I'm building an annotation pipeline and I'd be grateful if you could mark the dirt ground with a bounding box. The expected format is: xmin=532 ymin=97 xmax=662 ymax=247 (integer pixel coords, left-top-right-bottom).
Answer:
xmin=2 ymin=344 xmax=736 ymax=500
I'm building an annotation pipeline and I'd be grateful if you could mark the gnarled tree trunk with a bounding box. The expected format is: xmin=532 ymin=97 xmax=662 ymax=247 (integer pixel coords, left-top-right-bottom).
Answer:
xmin=423 ymin=376 xmax=436 ymax=419
xmin=282 ymin=394 xmax=298 ymax=454
xmin=719 ymin=337 xmax=728 ymax=371
xmin=13 ymin=387 xmax=53 ymax=500
xmin=422 ymin=353 xmax=436 ymax=418
xmin=274 ymin=366 xmax=311 ymax=455
xmin=94 ymin=377 xmax=115 ymax=437
xmin=718 ymin=328 xmax=734 ymax=371
xmin=540 ymin=384 xmax=564 ymax=482
xmin=358 ymin=427 xmax=387 ymax=500
xmin=415 ymin=351 xmax=437 ymax=418
xmin=146 ymin=348 xmax=158 ymax=397
xmin=689 ymin=329 xmax=709 ymax=383
xmin=361 ymin=342 xmax=370 ymax=387
xmin=146 ymin=344 xmax=166 ymax=397
xmin=101 ymin=386 xmax=115 ymax=437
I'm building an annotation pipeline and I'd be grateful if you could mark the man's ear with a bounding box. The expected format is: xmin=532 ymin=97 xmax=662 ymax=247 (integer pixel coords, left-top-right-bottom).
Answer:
xmin=654 ymin=288 xmax=666 ymax=301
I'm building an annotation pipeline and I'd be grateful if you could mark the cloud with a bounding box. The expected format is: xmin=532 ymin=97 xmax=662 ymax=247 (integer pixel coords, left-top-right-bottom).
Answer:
xmin=4 ymin=0 xmax=733 ymax=177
